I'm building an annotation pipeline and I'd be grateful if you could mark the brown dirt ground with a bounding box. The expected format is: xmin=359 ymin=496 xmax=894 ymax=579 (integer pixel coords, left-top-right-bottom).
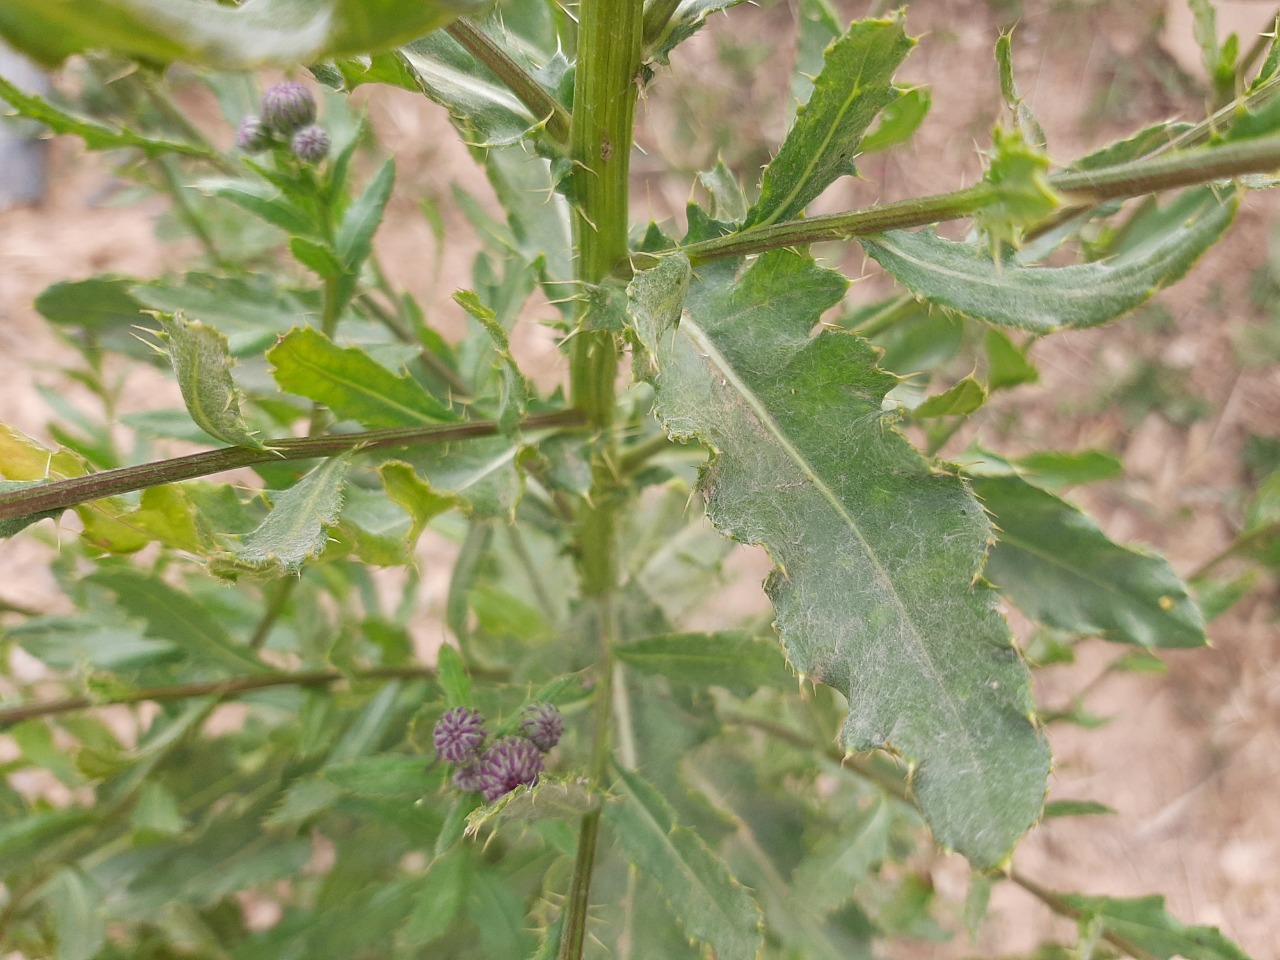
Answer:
xmin=0 ymin=0 xmax=1277 ymax=955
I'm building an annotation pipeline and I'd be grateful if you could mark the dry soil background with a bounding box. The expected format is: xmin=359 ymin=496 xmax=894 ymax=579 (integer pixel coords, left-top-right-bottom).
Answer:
xmin=0 ymin=0 xmax=1277 ymax=956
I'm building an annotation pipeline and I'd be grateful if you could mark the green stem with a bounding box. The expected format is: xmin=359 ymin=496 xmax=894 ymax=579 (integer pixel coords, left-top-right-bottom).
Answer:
xmin=154 ymin=157 xmax=225 ymax=267
xmin=1009 ymin=872 xmax=1159 ymax=960
xmin=0 ymin=665 xmax=470 ymax=728
xmin=446 ymin=18 xmax=571 ymax=146
xmin=617 ymin=430 xmax=676 ymax=475
xmin=560 ymin=2 xmax=644 ymax=957
xmin=248 ymin=577 xmax=298 ymax=650
xmin=656 ymin=131 xmax=1280 ymax=268
xmin=0 ymin=410 xmax=584 ymax=523
xmin=641 ymin=0 xmax=682 ymax=48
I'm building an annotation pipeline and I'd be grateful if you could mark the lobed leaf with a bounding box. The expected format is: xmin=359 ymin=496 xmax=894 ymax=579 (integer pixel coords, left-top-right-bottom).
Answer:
xmin=464 ymin=778 xmax=597 ymax=836
xmin=1061 ymin=892 xmax=1250 ymax=960
xmin=156 ymin=312 xmax=265 ymax=449
xmin=744 ymin=16 xmax=913 ymax=229
xmin=972 ymin=473 xmax=1206 ymax=648
xmin=609 ymin=766 xmax=763 ymax=960
xmin=646 ymin=0 xmax=750 ymax=68
xmin=615 ymin=631 xmax=790 ymax=695
xmin=0 ymin=0 xmax=486 ymax=69
xmin=224 ymin=454 xmax=353 ymax=575
xmin=628 ymin=248 xmax=1049 ymax=867
xmin=268 ymin=327 xmax=455 ymax=427
xmin=0 ymin=74 xmax=215 ymax=159
xmin=861 ymin=187 xmax=1237 ymax=333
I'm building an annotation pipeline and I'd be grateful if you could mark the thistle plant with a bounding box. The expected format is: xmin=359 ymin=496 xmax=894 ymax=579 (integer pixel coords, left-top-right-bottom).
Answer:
xmin=0 ymin=1 xmax=1275 ymax=958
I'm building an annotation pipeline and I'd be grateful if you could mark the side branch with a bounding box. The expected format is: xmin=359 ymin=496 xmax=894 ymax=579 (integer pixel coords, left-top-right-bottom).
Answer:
xmin=0 ymin=410 xmax=584 ymax=522
xmin=0 ymin=664 xmax=504 ymax=727
xmin=658 ymin=131 xmax=1280 ymax=268
xmin=446 ymin=18 xmax=572 ymax=146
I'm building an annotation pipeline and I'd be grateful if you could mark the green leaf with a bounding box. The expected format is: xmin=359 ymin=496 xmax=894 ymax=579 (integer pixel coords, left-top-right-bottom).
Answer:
xmin=647 ymin=0 xmax=750 ymax=68
xmin=195 ymin=177 xmax=318 ymax=236
xmin=323 ymin=754 xmax=430 ymax=797
xmin=862 ymin=187 xmax=1237 ymax=333
xmin=1061 ymin=893 xmax=1250 ymax=960
xmin=465 ymin=777 xmax=598 ymax=836
xmin=1013 ymin=448 xmax=1123 ymax=490
xmin=268 ymin=327 xmax=455 ymax=427
xmin=609 ymin=766 xmax=763 ymax=960
xmin=745 ymin=16 xmax=913 ymax=229
xmin=46 ymin=868 xmax=106 ymax=960
xmin=454 ymin=290 xmax=530 ymax=428
xmin=984 ymin=329 xmax=1039 ymax=391
xmin=227 ymin=454 xmax=352 ymax=575
xmin=378 ymin=461 xmax=461 ymax=545
xmin=615 ymin=632 xmax=790 ymax=695
xmin=628 ymin=248 xmax=1049 ymax=867
xmin=436 ymin=643 xmax=472 ymax=708
xmin=977 ymin=125 xmax=1059 ymax=246
xmin=972 ymin=474 xmax=1206 ymax=647
xmin=397 ymin=850 xmax=469 ymax=948
xmin=1042 ymin=799 xmax=1113 ymax=819
xmin=131 ymin=781 xmax=187 ymax=840
xmin=290 ymin=236 xmax=344 ymax=279
xmin=0 ymin=0 xmax=486 ymax=68
xmin=336 ymin=158 xmax=395 ymax=272
xmin=397 ymin=30 xmax=542 ymax=147
xmin=0 ymin=74 xmax=215 ymax=159
xmin=698 ymin=159 xmax=749 ymax=223
xmin=792 ymin=797 xmax=892 ymax=914
xmin=859 ymin=86 xmax=931 ymax=154
xmin=912 ymin=375 xmax=987 ymax=418
xmin=155 ymin=312 xmax=265 ymax=450
xmin=86 ymin=568 xmax=266 ymax=673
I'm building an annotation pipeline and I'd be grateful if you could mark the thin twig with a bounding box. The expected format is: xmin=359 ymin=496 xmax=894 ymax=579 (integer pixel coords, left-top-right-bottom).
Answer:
xmin=0 ymin=410 xmax=585 ymax=523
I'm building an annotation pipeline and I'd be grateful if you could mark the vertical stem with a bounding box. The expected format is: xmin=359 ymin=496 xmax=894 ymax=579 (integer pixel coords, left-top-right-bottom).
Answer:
xmin=561 ymin=2 xmax=644 ymax=959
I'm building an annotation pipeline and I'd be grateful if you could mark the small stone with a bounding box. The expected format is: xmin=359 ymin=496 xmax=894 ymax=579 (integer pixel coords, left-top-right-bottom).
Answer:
xmin=433 ymin=706 xmax=488 ymax=764
xmin=290 ymin=124 xmax=330 ymax=164
xmin=260 ymin=80 xmax=316 ymax=134
xmin=519 ymin=702 xmax=564 ymax=752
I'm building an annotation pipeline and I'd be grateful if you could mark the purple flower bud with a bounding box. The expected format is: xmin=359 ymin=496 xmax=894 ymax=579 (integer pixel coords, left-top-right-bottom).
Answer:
xmin=476 ymin=736 xmax=543 ymax=803
xmin=519 ymin=702 xmax=564 ymax=752
xmin=260 ymin=80 xmax=316 ymax=134
xmin=235 ymin=114 xmax=271 ymax=152
xmin=290 ymin=124 xmax=330 ymax=164
xmin=452 ymin=761 xmax=484 ymax=793
xmin=433 ymin=706 xmax=487 ymax=764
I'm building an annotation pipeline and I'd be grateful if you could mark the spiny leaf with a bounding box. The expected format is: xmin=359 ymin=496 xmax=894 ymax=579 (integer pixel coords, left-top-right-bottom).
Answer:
xmin=1060 ymin=892 xmax=1250 ymax=960
xmin=646 ymin=0 xmax=750 ymax=68
xmin=0 ymin=74 xmax=215 ymax=159
xmin=628 ymin=248 xmax=1049 ymax=867
xmin=912 ymin=375 xmax=987 ymax=419
xmin=156 ymin=312 xmax=265 ymax=449
xmin=464 ymin=778 xmax=597 ymax=836
xmin=397 ymin=30 xmax=542 ymax=147
xmin=859 ymin=85 xmax=931 ymax=154
xmin=615 ymin=631 xmax=790 ymax=695
xmin=609 ymin=766 xmax=763 ymax=960
xmin=336 ymin=158 xmax=395 ymax=272
xmin=862 ymin=187 xmax=1237 ymax=333
xmin=269 ymin=327 xmax=455 ymax=427
xmin=225 ymin=454 xmax=352 ymax=575
xmin=971 ymin=473 xmax=1206 ymax=648
xmin=0 ymin=0 xmax=486 ymax=69
xmin=378 ymin=461 xmax=461 ymax=545
xmin=744 ymin=16 xmax=913 ymax=229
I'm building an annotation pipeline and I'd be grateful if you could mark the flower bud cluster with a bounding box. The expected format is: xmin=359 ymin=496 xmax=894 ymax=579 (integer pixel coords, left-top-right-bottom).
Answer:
xmin=235 ymin=81 xmax=329 ymax=163
xmin=432 ymin=702 xmax=564 ymax=804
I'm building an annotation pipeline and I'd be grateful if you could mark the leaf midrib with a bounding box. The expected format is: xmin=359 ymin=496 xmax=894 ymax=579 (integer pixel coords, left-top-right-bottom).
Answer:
xmin=286 ymin=348 xmax=447 ymax=425
xmin=678 ymin=316 xmax=986 ymax=775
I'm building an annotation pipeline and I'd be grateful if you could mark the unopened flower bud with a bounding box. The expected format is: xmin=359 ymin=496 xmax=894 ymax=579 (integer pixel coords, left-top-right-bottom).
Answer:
xmin=260 ymin=80 xmax=316 ymax=134
xmin=235 ymin=114 xmax=270 ymax=152
xmin=476 ymin=736 xmax=543 ymax=803
xmin=290 ymin=124 xmax=330 ymax=163
xmin=433 ymin=706 xmax=487 ymax=764
xmin=519 ymin=702 xmax=564 ymax=752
